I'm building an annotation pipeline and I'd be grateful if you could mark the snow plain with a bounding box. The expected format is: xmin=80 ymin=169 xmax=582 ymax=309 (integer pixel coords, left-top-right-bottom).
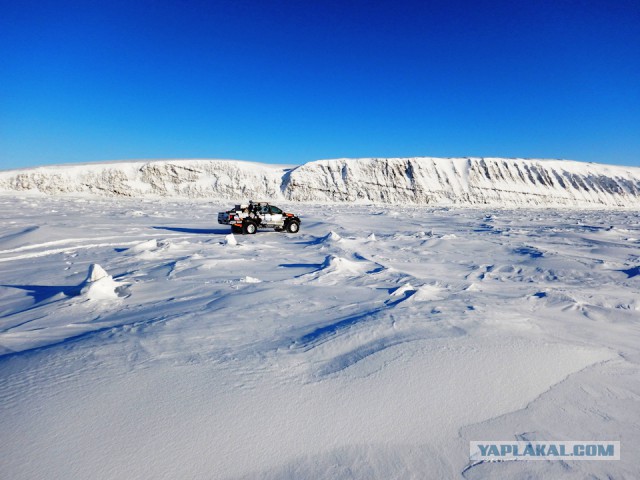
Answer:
xmin=1 ymin=193 xmax=639 ymax=479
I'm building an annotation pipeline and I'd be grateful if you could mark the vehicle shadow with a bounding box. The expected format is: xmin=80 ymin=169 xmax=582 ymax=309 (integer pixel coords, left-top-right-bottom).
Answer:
xmin=152 ymin=226 xmax=230 ymax=235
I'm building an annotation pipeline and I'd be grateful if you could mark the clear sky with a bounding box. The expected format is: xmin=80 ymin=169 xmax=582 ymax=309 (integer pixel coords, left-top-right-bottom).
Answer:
xmin=1 ymin=0 xmax=639 ymax=169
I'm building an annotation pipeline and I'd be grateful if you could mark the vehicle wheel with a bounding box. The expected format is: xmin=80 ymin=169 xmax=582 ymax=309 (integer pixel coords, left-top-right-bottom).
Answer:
xmin=285 ymin=221 xmax=300 ymax=233
xmin=243 ymin=221 xmax=257 ymax=234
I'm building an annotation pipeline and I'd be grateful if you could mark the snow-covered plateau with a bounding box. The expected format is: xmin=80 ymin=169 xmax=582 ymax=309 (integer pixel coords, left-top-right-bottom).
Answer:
xmin=1 ymin=191 xmax=639 ymax=479
xmin=1 ymin=157 xmax=640 ymax=208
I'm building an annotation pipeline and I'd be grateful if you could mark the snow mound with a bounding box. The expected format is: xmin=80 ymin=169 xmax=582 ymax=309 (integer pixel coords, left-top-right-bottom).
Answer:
xmin=390 ymin=283 xmax=416 ymax=297
xmin=413 ymin=284 xmax=445 ymax=301
xmin=225 ymin=234 xmax=238 ymax=246
xmin=320 ymin=231 xmax=342 ymax=243
xmin=242 ymin=276 xmax=262 ymax=283
xmin=128 ymin=239 xmax=170 ymax=253
xmin=129 ymin=239 xmax=159 ymax=253
xmin=297 ymin=255 xmax=370 ymax=283
xmin=79 ymin=264 xmax=123 ymax=301
xmin=367 ymin=233 xmax=377 ymax=242
xmin=320 ymin=255 xmax=366 ymax=275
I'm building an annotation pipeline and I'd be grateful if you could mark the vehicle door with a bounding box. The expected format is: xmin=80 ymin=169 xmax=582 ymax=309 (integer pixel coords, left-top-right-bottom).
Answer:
xmin=269 ymin=206 xmax=284 ymax=225
xmin=259 ymin=204 xmax=271 ymax=223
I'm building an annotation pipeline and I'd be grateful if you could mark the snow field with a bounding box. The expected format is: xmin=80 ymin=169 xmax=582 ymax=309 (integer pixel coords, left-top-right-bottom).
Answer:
xmin=1 ymin=195 xmax=639 ymax=478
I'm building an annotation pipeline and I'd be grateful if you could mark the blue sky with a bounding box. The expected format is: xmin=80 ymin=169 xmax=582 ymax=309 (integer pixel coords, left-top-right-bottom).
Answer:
xmin=1 ymin=0 xmax=639 ymax=169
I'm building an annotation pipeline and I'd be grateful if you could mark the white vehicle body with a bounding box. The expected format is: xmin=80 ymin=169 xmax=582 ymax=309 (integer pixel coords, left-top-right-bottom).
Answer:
xmin=218 ymin=201 xmax=301 ymax=234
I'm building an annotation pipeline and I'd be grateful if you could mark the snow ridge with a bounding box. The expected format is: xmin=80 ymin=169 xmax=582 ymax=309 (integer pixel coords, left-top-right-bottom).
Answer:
xmin=1 ymin=157 xmax=639 ymax=208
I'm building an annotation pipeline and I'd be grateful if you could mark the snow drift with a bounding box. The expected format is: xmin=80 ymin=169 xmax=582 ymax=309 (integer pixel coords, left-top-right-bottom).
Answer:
xmin=1 ymin=157 xmax=639 ymax=208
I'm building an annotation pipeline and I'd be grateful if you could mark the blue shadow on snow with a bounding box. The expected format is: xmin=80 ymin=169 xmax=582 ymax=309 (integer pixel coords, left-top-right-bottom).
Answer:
xmin=1 ymin=284 xmax=79 ymax=304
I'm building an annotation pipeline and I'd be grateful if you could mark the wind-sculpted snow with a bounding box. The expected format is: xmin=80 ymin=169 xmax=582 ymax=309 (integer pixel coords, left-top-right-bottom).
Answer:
xmin=1 ymin=198 xmax=640 ymax=478
xmin=1 ymin=157 xmax=639 ymax=207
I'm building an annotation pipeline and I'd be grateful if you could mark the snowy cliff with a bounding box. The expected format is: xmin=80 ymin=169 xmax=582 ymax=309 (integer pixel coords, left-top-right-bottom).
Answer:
xmin=1 ymin=157 xmax=639 ymax=208
xmin=285 ymin=157 xmax=640 ymax=207
xmin=0 ymin=159 xmax=287 ymax=200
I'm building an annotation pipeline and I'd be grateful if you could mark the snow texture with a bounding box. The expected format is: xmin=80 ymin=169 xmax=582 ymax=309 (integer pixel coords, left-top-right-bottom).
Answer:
xmin=1 ymin=196 xmax=639 ymax=479
xmin=1 ymin=157 xmax=640 ymax=208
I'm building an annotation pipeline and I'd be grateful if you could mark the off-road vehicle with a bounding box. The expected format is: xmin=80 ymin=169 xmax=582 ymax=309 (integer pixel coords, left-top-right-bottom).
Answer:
xmin=218 ymin=201 xmax=301 ymax=234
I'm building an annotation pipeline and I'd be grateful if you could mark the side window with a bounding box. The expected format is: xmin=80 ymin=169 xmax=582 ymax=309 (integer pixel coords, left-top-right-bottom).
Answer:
xmin=270 ymin=206 xmax=282 ymax=214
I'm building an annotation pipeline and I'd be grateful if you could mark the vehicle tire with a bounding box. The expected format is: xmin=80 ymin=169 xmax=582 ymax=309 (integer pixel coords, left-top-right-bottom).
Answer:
xmin=285 ymin=221 xmax=300 ymax=233
xmin=243 ymin=221 xmax=257 ymax=235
